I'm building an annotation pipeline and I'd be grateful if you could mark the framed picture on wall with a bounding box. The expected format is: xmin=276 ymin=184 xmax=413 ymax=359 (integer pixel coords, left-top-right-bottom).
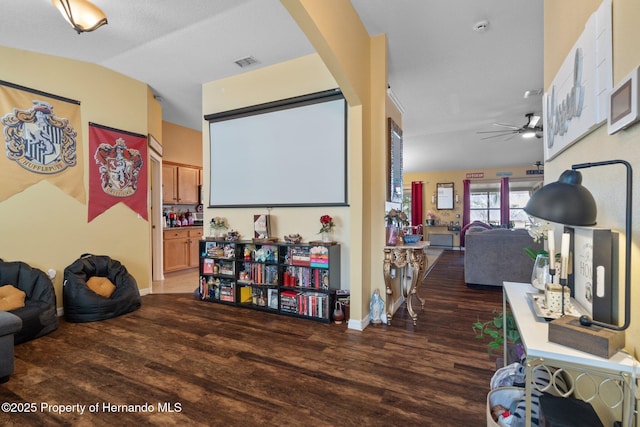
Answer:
xmin=388 ymin=118 xmax=403 ymax=203
xmin=436 ymin=182 xmax=454 ymax=210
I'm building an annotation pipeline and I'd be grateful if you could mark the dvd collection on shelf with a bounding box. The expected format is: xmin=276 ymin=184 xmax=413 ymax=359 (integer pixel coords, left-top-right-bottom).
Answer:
xmin=198 ymin=239 xmax=341 ymax=323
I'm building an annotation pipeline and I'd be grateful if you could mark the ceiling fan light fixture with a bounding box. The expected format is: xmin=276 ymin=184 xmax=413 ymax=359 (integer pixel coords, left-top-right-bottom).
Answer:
xmin=52 ymin=0 xmax=108 ymax=34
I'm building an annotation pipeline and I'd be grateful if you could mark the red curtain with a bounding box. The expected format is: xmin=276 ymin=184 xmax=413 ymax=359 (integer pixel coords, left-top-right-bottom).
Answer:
xmin=462 ymin=179 xmax=471 ymax=228
xmin=411 ymin=181 xmax=423 ymax=229
xmin=500 ymin=177 xmax=510 ymax=228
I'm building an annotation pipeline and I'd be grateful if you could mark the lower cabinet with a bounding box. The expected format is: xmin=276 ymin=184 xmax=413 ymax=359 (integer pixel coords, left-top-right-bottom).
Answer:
xmin=198 ymin=239 xmax=341 ymax=323
xmin=163 ymin=228 xmax=203 ymax=273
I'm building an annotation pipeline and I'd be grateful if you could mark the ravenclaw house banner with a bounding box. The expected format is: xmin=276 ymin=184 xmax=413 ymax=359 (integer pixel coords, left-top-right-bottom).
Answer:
xmin=0 ymin=80 xmax=84 ymax=202
xmin=88 ymin=122 xmax=148 ymax=222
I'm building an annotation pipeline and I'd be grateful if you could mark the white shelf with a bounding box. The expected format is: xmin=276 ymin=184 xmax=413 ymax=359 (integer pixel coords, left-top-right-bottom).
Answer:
xmin=503 ymin=281 xmax=638 ymax=427
xmin=503 ymin=281 xmax=636 ymax=372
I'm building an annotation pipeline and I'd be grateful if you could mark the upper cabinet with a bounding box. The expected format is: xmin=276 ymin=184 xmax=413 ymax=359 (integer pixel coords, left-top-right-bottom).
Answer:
xmin=162 ymin=161 xmax=201 ymax=204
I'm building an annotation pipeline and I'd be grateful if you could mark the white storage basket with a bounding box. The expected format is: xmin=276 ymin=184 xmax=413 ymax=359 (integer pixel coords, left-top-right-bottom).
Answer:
xmin=486 ymin=386 xmax=524 ymax=427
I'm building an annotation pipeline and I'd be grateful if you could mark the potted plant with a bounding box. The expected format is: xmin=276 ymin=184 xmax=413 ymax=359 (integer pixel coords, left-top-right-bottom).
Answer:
xmin=473 ymin=309 xmax=523 ymax=366
xmin=209 ymin=217 xmax=228 ymax=238
xmin=384 ymin=209 xmax=409 ymax=245
xmin=425 ymin=210 xmax=436 ymax=226
xmin=318 ymin=214 xmax=336 ymax=242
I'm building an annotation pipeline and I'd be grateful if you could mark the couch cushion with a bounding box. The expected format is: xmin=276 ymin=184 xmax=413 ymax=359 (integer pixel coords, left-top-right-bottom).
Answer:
xmin=86 ymin=276 xmax=116 ymax=298
xmin=0 ymin=285 xmax=26 ymax=311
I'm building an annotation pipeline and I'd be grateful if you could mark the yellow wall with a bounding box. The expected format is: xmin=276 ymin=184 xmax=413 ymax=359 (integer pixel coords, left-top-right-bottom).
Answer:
xmin=405 ymin=165 xmax=542 ymax=226
xmin=202 ymin=53 xmax=353 ymax=302
xmin=204 ymin=0 xmax=386 ymax=327
xmin=278 ymin=0 xmax=388 ymax=326
xmin=147 ymin=87 xmax=163 ymax=145
xmin=544 ymin=0 xmax=640 ymax=354
xmin=162 ymin=121 xmax=203 ymax=167
xmin=0 ymin=46 xmax=155 ymax=305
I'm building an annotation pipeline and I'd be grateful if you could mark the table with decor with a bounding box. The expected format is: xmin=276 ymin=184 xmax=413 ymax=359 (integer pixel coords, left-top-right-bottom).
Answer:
xmin=502 ymin=281 xmax=638 ymax=427
xmin=382 ymin=238 xmax=429 ymax=326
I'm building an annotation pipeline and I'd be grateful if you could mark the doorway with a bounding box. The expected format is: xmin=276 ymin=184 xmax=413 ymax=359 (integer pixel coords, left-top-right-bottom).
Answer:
xmin=149 ymin=136 xmax=164 ymax=284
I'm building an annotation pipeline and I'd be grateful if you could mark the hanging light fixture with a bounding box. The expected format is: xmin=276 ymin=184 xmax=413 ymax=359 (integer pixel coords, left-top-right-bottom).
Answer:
xmin=52 ymin=0 xmax=108 ymax=34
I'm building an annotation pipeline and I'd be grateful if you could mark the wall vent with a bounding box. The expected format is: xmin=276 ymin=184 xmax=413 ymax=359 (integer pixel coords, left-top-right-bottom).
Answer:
xmin=234 ymin=56 xmax=259 ymax=68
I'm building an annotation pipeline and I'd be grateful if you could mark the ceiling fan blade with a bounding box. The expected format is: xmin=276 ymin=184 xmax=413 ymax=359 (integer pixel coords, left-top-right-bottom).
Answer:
xmin=480 ymin=133 xmax=516 ymax=140
xmin=493 ymin=123 xmax=521 ymax=130
xmin=476 ymin=129 xmax=517 ymax=134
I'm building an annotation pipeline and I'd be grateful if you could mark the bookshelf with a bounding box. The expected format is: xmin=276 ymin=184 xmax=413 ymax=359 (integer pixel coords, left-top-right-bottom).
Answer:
xmin=198 ymin=239 xmax=341 ymax=322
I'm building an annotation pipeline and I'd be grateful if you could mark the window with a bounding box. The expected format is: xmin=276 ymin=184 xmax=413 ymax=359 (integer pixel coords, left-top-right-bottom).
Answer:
xmin=402 ymin=187 xmax=412 ymax=224
xmin=470 ymin=189 xmax=501 ymax=226
xmin=509 ymin=190 xmax=532 ymax=228
xmin=469 ymin=179 xmax=542 ymax=228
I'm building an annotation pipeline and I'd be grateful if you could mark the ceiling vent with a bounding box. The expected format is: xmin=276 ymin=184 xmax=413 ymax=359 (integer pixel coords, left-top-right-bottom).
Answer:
xmin=234 ymin=56 xmax=259 ymax=68
xmin=473 ymin=20 xmax=489 ymax=32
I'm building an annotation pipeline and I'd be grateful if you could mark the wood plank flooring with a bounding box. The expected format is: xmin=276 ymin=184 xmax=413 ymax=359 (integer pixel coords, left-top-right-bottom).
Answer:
xmin=0 ymin=250 xmax=504 ymax=426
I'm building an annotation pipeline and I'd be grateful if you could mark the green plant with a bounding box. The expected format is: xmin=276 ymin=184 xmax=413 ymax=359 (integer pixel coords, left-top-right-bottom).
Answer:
xmin=524 ymin=247 xmax=548 ymax=261
xmin=385 ymin=209 xmax=409 ymax=227
xmin=473 ymin=310 xmax=521 ymax=354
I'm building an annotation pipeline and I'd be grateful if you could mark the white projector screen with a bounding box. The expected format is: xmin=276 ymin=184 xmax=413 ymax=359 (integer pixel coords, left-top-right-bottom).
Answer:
xmin=205 ymin=90 xmax=347 ymax=207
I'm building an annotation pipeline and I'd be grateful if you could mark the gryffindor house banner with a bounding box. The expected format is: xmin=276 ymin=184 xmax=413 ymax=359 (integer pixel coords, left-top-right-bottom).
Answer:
xmin=0 ymin=80 xmax=84 ymax=203
xmin=88 ymin=123 xmax=147 ymax=222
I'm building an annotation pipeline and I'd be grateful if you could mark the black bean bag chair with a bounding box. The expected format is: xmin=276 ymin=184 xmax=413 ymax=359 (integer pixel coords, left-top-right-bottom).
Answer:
xmin=63 ymin=254 xmax=141 ymax=323
xmin=0 ymin=258 xmax=58 ymax=344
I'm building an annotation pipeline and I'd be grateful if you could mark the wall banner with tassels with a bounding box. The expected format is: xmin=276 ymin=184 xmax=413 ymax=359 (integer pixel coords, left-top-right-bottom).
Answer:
xmin=88 ymin=122 xmax=147 ymax=222
xmin=0 ymin=80 xmax=84 ymax=203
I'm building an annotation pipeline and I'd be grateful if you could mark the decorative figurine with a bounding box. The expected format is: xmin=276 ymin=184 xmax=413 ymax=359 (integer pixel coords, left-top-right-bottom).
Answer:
xmin=370 ymin=288 xmax=384 ymax=324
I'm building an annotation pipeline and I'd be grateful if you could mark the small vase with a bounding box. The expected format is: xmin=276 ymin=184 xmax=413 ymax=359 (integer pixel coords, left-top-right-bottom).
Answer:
xmin=385 ymin=225 xmax=398 ymax=246
xmin=531 ymin=253 xmax=550 ymax=291
xmin=321 ymin=230 xmax=332 ymax=243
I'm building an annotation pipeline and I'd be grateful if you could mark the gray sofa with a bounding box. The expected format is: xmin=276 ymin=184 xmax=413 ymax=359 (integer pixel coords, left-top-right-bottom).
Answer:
xmin=464 ymin=228 xmax=542 ymax=287
xmin=0 ymin=311 xmax=22 ymax=383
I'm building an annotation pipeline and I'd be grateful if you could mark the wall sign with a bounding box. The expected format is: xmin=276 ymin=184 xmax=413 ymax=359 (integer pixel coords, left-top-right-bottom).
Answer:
xmin=543 ymin=0 xmax=612 ymax=161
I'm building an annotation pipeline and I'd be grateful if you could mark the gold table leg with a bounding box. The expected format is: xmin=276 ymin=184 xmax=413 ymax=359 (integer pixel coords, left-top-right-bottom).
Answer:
xmin=383 ymin=248 xmax=394 ymax=325
xmin=383 ymin=245 xmax=428 ymax=326
xmin=404 ymin=249 xmax=426 ymax=325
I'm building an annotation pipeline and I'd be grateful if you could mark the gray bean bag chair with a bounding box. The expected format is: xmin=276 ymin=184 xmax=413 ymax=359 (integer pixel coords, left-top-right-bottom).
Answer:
xmin=0 ymin=258 xmax=58 ymax=344
xmin=63 ymin=254 xmax=141 ymax=323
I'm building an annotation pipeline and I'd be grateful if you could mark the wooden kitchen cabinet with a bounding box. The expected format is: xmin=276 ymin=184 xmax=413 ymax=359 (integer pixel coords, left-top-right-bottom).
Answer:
xmin=162 ymin=162 xmax=201 ymax=204
xmin=163 ymin=228 xmax=203 ymax=273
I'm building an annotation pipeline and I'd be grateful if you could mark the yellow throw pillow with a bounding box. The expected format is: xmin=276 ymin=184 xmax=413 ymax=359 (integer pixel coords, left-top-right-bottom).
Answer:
xmin=86 ymin=276 xmax=116 ymax=298
xmin=0 ymin=284 xmax=26 ymax=311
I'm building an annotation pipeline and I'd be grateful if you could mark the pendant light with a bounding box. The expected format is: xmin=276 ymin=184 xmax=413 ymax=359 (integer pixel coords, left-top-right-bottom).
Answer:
xmin=52 ymin=0 xmax=108 ymax=34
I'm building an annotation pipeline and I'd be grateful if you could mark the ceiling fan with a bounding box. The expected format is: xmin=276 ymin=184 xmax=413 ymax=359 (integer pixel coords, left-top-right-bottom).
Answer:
xmin=477 ymin=113 xmax=543 ymax=141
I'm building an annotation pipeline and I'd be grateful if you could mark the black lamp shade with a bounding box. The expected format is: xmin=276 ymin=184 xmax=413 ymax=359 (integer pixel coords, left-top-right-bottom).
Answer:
xmin=524 ymin=170 xmax=597 ymax=226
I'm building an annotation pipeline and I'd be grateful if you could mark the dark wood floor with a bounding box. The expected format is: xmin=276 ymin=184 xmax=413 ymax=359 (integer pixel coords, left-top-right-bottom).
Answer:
xmin=0 ymin=250 xmax=504 ymax=426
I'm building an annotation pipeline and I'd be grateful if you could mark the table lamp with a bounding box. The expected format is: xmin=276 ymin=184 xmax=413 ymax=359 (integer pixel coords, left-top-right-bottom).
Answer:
xmin=524 ymin=160 xmax=632 ymax=357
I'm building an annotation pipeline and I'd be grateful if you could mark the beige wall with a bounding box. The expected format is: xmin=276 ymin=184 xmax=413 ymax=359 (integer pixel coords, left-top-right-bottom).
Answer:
xmin=147 ymin=87 xmax=163 ymax=145
xmin=204 ymin=0 xmax=387 ymax=327
xmin=404 ymin=165 xmax=542 ymax=226
xmin=202 ymin=54 xmax=353 ymax=306
xmin=162 ymin=121 xmax=203 ymax=167
xmin=0 ymin=46 xmax=156 ymax=305
xmin=283 ymin=0 xmax=389 ymax=327
xmin=544 ymin=0 xmax=640 ymax=354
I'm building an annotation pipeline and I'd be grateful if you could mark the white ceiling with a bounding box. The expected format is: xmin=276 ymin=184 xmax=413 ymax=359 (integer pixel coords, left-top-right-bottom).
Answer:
xmin=0 ymin=0 xmax=544 ymax=174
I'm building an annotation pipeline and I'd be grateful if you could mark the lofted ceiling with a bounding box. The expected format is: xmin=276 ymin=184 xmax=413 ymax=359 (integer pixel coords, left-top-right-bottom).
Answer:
xmin=0 ymin=0 xmax=543 ymax=174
